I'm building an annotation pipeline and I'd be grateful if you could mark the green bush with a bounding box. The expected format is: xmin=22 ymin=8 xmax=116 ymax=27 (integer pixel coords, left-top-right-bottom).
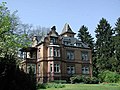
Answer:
xmin=37 ymin=83 xmax=65 ymax=89
xmin=91 ymin=77 xmax=99 ymax=84
xmin=83 ymin=76 xmax=91 ymax=84
xmin=50 ymin=80 xmax=66 ymax=84
xmin=70 ymin=75 xmax=84 ymax=84
xmin=70 ymin=75 xmax=99 ymax=84
xmin=37 ymin=83 xmax=47 ymax=89
xmin=98 ymin=70 xmax=120 ymax=83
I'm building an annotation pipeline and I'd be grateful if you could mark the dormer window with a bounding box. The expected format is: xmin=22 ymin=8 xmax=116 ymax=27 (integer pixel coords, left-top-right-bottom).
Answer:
xmin=76 ymin=43 xmax=81 ymax=47
xmin=50 ymin=37 xmax=57 ymax=44
xmin=64 ymin=41 xmax=69 ymax=45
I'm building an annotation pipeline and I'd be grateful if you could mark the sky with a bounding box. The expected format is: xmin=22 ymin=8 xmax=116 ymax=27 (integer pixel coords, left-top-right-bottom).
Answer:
xmin=3 ymin=0 xmax=120 ymax=38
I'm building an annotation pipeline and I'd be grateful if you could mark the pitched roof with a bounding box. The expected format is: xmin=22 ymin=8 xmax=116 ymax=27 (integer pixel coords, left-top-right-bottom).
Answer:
xmin=61 ymin=23 xmax=75 ymax=35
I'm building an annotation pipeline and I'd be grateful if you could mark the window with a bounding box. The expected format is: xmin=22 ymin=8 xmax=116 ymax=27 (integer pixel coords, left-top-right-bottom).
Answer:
xmin=67 ymin=51 xmax=74 ymax=60
xmin=29 ymin=52 xmax=36 ymax=59
xmin=76 ymin=43 xmax=81 ymax=47
xmin=38 ymin=64 xmax=40 ymax=76
xmin=64 ymin=41 xmax=69 ymax=45
xmin=49 ymin=48 xmax=60 ymax=57
xmin=49 ymin=47 xmax=53 ymax=57
xmin=50 ymin=64 xmax=52 ymax=72
xmin=50 ymin=38 xmax=56 ymax=44
xmin=54 ymin=48 xmax=60 ymax=57
xmin=82 ymin=66 xmax=89 ymax=74
xmin=27 ymin=64 xmax=36 ymax=74
xmin=81 ymin=51 xmax=89 ymax=61
xmin=54 ymin=64 xmax=60 ymax=73
xmin=67 ymin=66 xmax=75 ymax=74
xmin=21 ymin=52 xmax=26 ymax=59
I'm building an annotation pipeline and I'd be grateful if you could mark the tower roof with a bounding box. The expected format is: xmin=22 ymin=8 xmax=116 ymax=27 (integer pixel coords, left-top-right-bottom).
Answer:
xmin=61 ymin=23 xmax=75 ymax=35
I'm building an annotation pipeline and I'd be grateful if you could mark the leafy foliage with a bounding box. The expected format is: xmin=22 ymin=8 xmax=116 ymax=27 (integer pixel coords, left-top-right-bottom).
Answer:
xmin=0 ymin=2 xmax=30 ymax=57
xmin=0 ymin=2 xmax=36 ymax=90
xmin=37 ymin=83 xmax=65 ymax=89
xmin=0 ymin=55 xmax=36 ymax=90
xmin=70 ymin=75 xmax=99 ymax=84
xmin=98 ymin=70 xmax=120 ymax=83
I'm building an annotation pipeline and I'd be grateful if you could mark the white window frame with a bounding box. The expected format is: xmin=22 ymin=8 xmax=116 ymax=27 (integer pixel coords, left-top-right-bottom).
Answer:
xmin=54 ymin=48 xmax=60 ymax=57
xmin=54 ymin=64 xmax=60 ymax=73
xmin=49 ymin=47 xmax=53 ymax=57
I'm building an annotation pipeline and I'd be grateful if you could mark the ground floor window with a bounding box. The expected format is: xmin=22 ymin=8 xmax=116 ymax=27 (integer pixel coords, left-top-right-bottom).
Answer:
xmin=54 ymin=64 xmax=60 ymax=73
xmin=67 ymin=66 xmax=75 ymax=74
xmin=82 ymin=65 xmax=89 ymax=74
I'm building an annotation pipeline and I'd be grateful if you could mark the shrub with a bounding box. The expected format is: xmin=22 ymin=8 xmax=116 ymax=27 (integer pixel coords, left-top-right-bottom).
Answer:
xmin=50 ymin=80 xmax=66 ymax=84
xmin=83 ymin=76 xmax=91 ymax=84
xmin=91 ymin=77 xmax=99 ymax=84
xmin=70 ymin=75 xmax=99 ymax=84
xmin=37 ymin=83 xmax=47 ymax=89
xmin=98 ymin=70 xmax=120 ymax=83
xmin=37 ymin=83 xmax=65 ymax=89
xmin=70 ymin=75 xmax=83 ymax=83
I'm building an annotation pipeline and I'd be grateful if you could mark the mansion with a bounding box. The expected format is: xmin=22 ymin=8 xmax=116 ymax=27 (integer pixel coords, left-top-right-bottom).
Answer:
xmin=20 ymin=23 xmax=92 ymax=83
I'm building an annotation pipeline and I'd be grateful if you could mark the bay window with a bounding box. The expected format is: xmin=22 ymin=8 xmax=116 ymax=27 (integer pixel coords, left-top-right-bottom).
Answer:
xmin=54 ymin=64 xmax=60 ymax=73
xmin=49 ymin=47 xmax=53 ymax=57
xmin=54 ymin=48 xmax=60 ymax=57
xmin=49 ymin=47 xmax=60 ymax=57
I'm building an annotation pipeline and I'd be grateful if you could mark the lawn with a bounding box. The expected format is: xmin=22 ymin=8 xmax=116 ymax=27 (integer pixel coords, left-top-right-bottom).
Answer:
xmin=39 ymin=83 xmax=120 ymax=90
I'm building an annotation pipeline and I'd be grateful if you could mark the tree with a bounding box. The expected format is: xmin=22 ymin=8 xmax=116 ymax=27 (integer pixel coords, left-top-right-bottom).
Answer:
xmin=0 ymin=2 xmax=30 ymax=57
xmin=95 ymin=18 xmax=114 ymax=73
xmin=0 ymin=2 xmax=36 ymax=90
xmin=77 ymin=25 xmax=94 ymax=49
xmin=29 ymin=25 xmax=50 ymax=38
xmin=114 ymin=17 xmax=120 ymax=73
xmin=0 ymin=54 xmax=36 ymax=90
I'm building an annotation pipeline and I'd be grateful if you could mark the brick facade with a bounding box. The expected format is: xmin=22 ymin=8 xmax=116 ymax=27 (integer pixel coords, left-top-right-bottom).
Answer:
xmin=20 ymin=24 xmax=92 ymax=83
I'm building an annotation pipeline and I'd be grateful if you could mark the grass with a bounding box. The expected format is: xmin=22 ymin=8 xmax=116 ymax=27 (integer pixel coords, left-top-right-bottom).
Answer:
xmin=38 ymin=83 xmax=120 ymax=90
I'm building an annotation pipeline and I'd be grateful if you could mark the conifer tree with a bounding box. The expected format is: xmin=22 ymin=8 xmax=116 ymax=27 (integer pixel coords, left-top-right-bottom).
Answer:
xmin=114 ymin=17 xmax=120 ymax=72
xmin=95 ymin=18 xmax=114 ymax=72
xmin=77 ymin=25 xmax=94 ymax=49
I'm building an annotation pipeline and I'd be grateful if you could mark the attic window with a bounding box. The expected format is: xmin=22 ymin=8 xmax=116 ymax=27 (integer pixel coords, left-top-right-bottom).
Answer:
xmin=64 ymin=41 xmax=69 ymax=45
xmin=76 ymin=43 xmax=81 ymax=47
xmin=50 ymin=38 xmax=56 ymax=44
